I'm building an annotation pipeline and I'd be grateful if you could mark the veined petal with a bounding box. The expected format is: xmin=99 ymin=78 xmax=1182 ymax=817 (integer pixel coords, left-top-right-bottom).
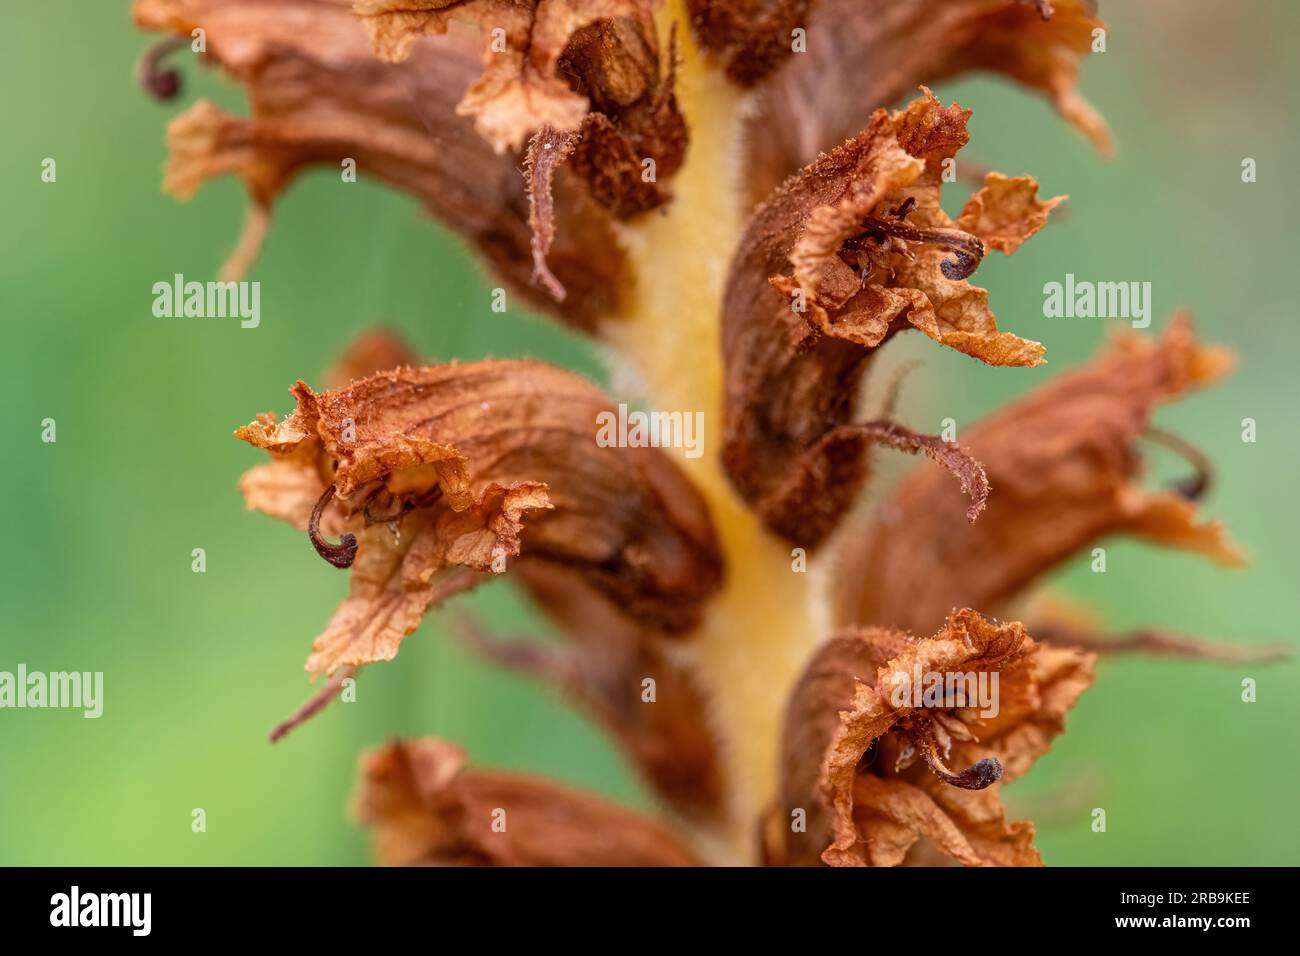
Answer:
xmin=723 ymin=90 xmax=1053 ymax=544
xmin=773 ymin=609 xmax=1093 ymax=866
xmin=835 ymin=314 xmax=1244 ymax=635
xmin=134 ymin=0 xmax=628 ymax=329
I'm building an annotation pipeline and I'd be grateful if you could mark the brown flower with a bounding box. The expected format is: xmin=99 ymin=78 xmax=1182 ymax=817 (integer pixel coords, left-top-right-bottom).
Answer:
xmin=773 ymin=609 xmax=1093 ymax=867
xmin=834 ymin=314 xmax=1245 ymax=635
xmin=133 ymin=0 xmax=631 ymax=327
xmin=236 ymin=357 xmax=724 ymax=680
xmin=723 ymin=88 xmax=1060 ymax=543
xmin=139 ymin=1 xmax=1281 ymax=866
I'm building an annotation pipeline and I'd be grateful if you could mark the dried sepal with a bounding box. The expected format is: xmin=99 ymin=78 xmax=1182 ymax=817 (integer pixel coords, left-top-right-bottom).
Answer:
xmin=356 ymin=737 xmax=701 ymax=865
xmin=774 ymin=609 xmax=1093 ymax=866
xmin=134 ymin=0 xmax=627 ymax=329
xmin=524 ymin=125 xmax=582 ymax=302
xmin=723 ymin=90 xmax=1053 ymax=544
xmin=835 ymin=314 xmax=1245 ymax=634
xmin=236 ymin=359 xmax=724 ymax=679
xmin=749 ymin=419 xmax=990 ymax=544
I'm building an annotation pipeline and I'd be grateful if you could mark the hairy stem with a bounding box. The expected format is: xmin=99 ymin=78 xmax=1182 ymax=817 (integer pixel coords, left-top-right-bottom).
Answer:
xmin=606 ymin=1 xmax=820 ymax=863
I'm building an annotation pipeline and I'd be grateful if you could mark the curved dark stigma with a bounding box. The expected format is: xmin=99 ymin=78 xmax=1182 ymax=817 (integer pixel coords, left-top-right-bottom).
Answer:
xmin=906 ymin=718 xmax=1003 ymax=791
xmin=136 ymin=36 xmax=186 ymax=101
xmin=309 ymin=484 xmax=358 ymax=569
xmin=1144 ymin=426 xmax=1212 ymax=501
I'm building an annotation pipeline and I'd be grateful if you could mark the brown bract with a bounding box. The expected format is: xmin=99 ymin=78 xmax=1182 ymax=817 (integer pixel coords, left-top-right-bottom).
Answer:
xmin=134 ymin=0 xmax=628 ymax=329
xmin=235 ymin=359 xmax=723 ymax=677
xmin=835 ymin=314 xmax=1244 ymax=635
xmin=774 ymin=609 xmax=1093 ymax=866
xmin=722 ymin=89 xmax=1058 ymax=544
xmin=356 ymin=737 xmax=701 ymax=865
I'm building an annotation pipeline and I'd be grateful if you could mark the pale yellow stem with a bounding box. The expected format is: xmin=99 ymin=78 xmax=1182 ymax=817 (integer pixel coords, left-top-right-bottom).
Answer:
xmin=605 ymin=2 xmax=822 ymax=864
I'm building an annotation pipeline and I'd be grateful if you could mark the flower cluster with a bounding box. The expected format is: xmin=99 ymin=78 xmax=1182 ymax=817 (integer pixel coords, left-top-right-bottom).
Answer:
xmin=136 ymin=0 xmax=1274 ymax=865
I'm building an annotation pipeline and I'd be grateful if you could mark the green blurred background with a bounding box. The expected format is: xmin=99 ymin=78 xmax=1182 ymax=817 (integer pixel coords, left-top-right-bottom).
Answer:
xmin=2 ymin=1 xmax=1296 ymax=865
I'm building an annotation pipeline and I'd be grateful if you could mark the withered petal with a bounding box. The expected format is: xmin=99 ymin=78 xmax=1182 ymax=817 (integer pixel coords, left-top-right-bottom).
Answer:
xmin=304 ymin=488 xmax=548 ymax=677
xmin=775 ymin=609 xmax=1093 ymax=866
xmin=850 ymin=774 xmax=1038 ymax=867
xmin=835 ymin=314 xmax=1245 ymax=635
xmin=324 ymin=327 xmax=422 ymax=390
xmin=750 ymin=419 xmax=989 ymax=543
xmin=354 ymin=0 xmax=664 ymax=154
xmin=723 ymin=90 xmax=1051 ymax=545
xmin=134 ymin=0 xmax=628 ymax=330
xmin=956 ymin=172 xmax=1068 ymax=255
xmin=356 ymin=737 xmax=701 ymax=865
xmin=236 ymin=358 xmax=724 ymax=678
xmin=739 ymin=0 xmax=1110 ymax=205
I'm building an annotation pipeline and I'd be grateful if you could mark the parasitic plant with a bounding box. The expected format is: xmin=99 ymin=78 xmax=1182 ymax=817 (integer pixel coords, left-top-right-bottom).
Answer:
xmin=134 ymin=0 xmax=1280 ymax=865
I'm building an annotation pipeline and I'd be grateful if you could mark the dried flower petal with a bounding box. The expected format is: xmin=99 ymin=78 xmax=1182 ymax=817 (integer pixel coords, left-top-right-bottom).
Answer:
xmin=723 ymin=90 xmax=1053 ymax=544
xmin=304 ymin=489 xmax=549 ymax=677
xmin=266 ymin=333 xmax=726 ymax=807
xmin=775 ymin=609 xmax=1093 ymax=866
xmin=134 ymin=0 xmax=628 ymax=328
xmin=356 ymin=737 xmax=701 ymax=865
xmin=237 ymin=359 xmax=723 ymax=677
xmin=740 ymin=0 xmax=1110 ymax=203
xmin=354 ymin=0 xmax=668 ymax=153
xmin=955 ymin=172 xmax=1068 ymax=255
xmin=835 ymin=314 xmax=1245 ymax=634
